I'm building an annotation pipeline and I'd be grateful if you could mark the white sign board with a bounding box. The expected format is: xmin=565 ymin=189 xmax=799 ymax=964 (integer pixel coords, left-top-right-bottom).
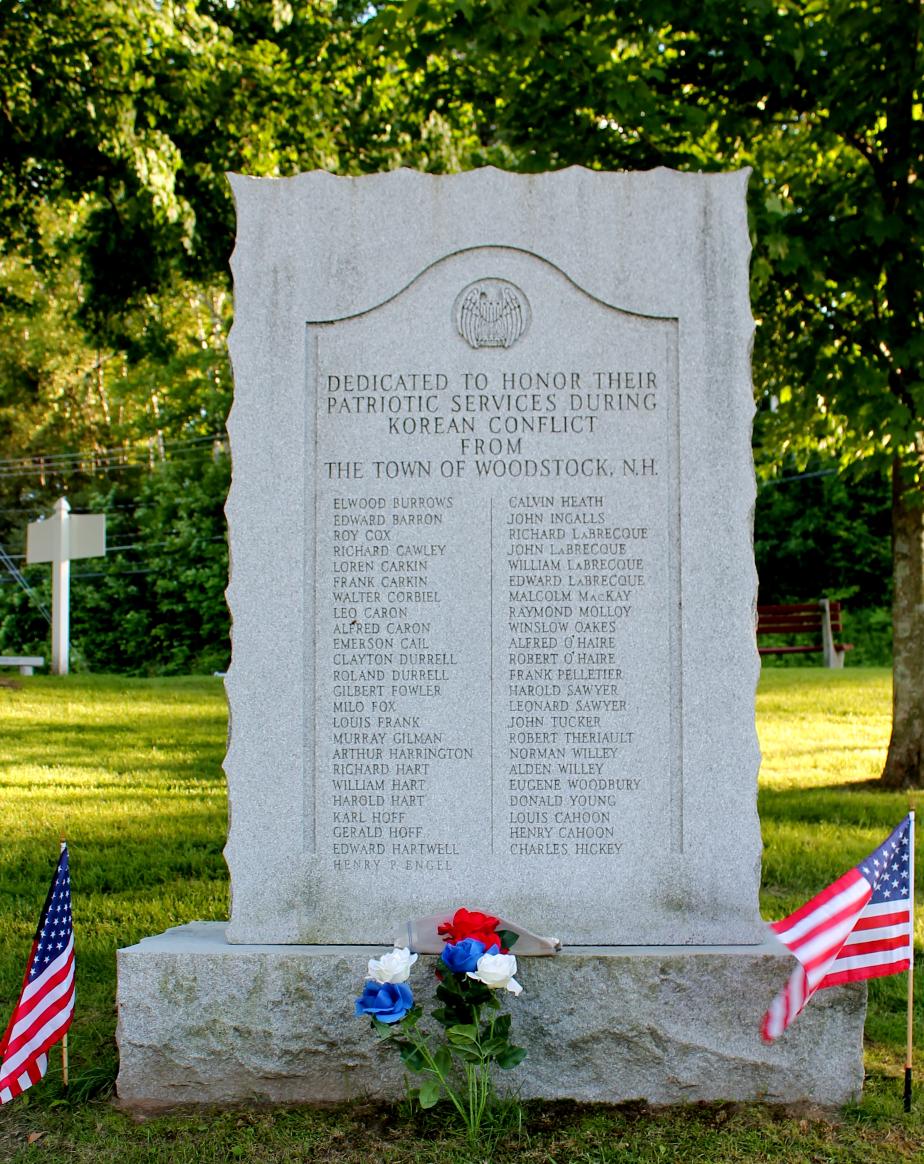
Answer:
xmin=27 ymin=512 xmax=106 ymax=564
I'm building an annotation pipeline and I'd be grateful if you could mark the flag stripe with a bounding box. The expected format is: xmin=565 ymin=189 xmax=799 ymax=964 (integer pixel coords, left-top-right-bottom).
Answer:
xmin=0 ymin=848 xmax=74 ymax=1105
xmin=3 ymin=942 xmax=74 ymax=1054
xmin=782 ymin=893 xmax=871 ymax=954
xmin=19 ymin=940 xmax=74 ymax=1007
xmin=843 ymin=917 xmax=910 ymax=946
xmin=761 ymin=816 xmax=913 ymax=1043
xmin=0 ymin=956 xmax=75 ymax=1072
xmin=0 ymin=994 xmax=74 ymax=1088
xmin=852 ymin=905 xmax=909 ymax=927
xmin=825 ymin=944 xmax=913 ymax=976
xmin=834 ymin=934 xmax=910 ymax=960
xmin=796 ymin=902 xmax=874 ymax=979
xmin=762 ymin=964 xmax=807 ymax=1041
xmin=770 ymin=869 xmax=867 ymax=938
xmin=773 ymin=886 xmax=871 ymax=954
xmin=0 ymin=941 xmax=38 ymax=1059
xmin=821 ymin=959 xmax=911 ymax=988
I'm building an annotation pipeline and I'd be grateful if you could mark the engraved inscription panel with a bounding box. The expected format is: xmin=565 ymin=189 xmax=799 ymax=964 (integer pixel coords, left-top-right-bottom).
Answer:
xmin=309 ymin=248 xmax=678 ymax=943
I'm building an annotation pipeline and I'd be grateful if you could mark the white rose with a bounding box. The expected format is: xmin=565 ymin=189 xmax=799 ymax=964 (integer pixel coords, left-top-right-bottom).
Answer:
xmin=367 ymin=946 xmax=418 ymax=984
xmin=466 ymin=952 xmax=522 ymax=996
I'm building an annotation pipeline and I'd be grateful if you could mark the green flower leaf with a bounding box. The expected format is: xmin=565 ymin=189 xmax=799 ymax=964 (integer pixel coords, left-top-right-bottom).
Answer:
xmin=453 ymin=1046 xmax=484 ymax=1064
xmin=446 ymin=1023 xmax=479 ymax=1043
xmin=402 ymin=1006 xmax=423 ymax=1029
xmin=493 ymin=1013 xmax=512 ymax=1039
xmin=418 ymin=1076 xmax=441 ymax=1108
xmin=496 ymin=1045 xmax=527 ymax=1070
xmin=399 ymin=1044 xmax=427 ymax=1072
xmin=460 ymin=980 xmax=492 ymax=1006
xmin=436 ymin=982 xmax=462 ymax=1004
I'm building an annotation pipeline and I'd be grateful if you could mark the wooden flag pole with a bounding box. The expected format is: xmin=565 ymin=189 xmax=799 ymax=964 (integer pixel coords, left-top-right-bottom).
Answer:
xmin=60 ymin=838 xmax=69 ymax=1091
xmin=905 ymin=810 xmax=915 ymax=1113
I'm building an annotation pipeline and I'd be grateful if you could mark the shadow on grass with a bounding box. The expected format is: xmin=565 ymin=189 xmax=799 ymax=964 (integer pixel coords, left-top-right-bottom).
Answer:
xmin=759 ymin=781 xmax=919 ymax=829
xmin=0 ymin=829 xmax=226 ymax=892
xmin=4 ymin=722 xmax=225 ymax=781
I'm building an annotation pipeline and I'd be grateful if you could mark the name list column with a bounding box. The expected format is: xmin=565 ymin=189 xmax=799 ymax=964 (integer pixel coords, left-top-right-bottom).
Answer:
xmin=324 ymin=493 xmax=473 ymax=874
xmin=501 ymin=493 xmax=650 ymax=860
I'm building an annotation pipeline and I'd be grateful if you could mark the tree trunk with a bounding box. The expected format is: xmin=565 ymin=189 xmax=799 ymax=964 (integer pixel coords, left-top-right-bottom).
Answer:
xmin=881 ymin=456 xmax=924 ymax=787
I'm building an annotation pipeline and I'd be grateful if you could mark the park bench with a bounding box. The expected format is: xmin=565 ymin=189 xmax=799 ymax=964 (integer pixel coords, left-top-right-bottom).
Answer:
xmin=0 ymin=655 xmax=45 ymax=675
xmin=756 ymin=599 xmax=853 ymax=668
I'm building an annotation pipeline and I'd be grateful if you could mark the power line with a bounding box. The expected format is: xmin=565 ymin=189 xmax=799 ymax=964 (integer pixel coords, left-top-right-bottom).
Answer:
xmin=757 ymin=469 xmax=838 ymax=488
xmin=72 ymin=569 xmax=156 ymax=579
xmin=0 ymin=502 xmax=142 ymax=514
xmin=0 ymin=541 xmax=51 ymax=623
xmin=0 ymin=433 xmax=225 ymax=471
xmin=0 ymin=534 xmax=227 ymax=562
xmin=0 ymin=568 xmax=155 ymax=583
xmin=0 ymin=443 xmax=229 ymax=480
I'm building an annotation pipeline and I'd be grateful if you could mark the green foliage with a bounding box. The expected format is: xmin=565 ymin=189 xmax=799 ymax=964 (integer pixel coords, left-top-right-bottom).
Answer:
xmin=0 ymin=0 xmax=482 ymax=327
xmin=0 ymin=1 xmax=489 ymax=677
xmin=755 ymin=462 xmax=892 ymax=607
xmin=753 ymin=459 xmax=893 ymax=665
xmin=1 ymin=0 xmax=912 ymax=687
xmin=369 ymin=0 xmax=922 ymax=482
xmin=363 ymin=0 xmax=921 ymax=779
xmin=841 ymin=606 xmax=894 ymax=668
xmin=0 ymin=451 xmax=230 ymax=675
xmin=79 ymin=454 xmax=231 ymax=674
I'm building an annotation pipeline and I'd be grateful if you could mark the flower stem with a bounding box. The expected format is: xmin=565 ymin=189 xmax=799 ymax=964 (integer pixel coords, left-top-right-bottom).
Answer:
xmin=403 ymin=1028 xmax=470 ymax=1127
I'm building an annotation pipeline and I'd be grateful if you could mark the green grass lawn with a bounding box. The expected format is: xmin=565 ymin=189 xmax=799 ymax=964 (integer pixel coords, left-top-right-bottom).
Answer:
xmin=0 ymin=668 xmax=921 ymax=1162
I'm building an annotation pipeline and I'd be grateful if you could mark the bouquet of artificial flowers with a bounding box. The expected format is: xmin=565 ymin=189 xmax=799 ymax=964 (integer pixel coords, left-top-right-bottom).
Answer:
xmin=354 ymin=908 xmax=526 ymax=1139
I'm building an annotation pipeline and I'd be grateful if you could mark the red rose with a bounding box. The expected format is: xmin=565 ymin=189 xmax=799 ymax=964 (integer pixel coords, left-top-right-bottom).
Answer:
xmin=468 ymin=930 xmax=503 ymax=952
xmin=438 ymin=908 xmax=504 ymax=952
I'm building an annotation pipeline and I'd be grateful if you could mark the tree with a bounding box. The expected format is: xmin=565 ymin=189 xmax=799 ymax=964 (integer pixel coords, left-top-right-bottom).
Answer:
xmin=0 ymin=1 xmax=481 ymax=671
xmin=0 ymin=0 xmax=479 ymax=327
xmin=3 ymin=2 xmax=921 ymax=769
xmin=369 ymin=0 xmax=924 ymax=786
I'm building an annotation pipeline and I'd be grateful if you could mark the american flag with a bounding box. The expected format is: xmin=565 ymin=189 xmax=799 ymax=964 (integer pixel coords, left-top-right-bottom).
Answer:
xmin=762 ymin=815 xmax=914 ymax=1042
xmin=0 ymin=845 xmax=75 ymax=1103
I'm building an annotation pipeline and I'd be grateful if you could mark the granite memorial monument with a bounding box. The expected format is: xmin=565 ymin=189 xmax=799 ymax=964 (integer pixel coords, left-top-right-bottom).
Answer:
xmin=116 ymin=167 xmax=866 ymax=1108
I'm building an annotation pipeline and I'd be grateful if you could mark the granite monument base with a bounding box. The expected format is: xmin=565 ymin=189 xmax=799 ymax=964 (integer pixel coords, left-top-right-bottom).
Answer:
xmin=116 ymin=923 xmax=865 ymax=1110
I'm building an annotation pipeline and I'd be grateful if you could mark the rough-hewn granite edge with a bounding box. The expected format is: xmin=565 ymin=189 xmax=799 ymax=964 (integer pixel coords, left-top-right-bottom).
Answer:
xmin=116 ymin=923 xmax=865 ymax=1110
xmin=223 ymin=165 xmax=764 ymax=945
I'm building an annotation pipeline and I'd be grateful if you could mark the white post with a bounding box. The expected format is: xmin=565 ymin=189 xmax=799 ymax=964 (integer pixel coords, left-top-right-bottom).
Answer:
xmin=51 ymin=498 xmax=71 ymax=676
xmin=26 ymin=497 xmax=105 ymax=677
xmin=819 ymin=598 xmax=843 ymax=669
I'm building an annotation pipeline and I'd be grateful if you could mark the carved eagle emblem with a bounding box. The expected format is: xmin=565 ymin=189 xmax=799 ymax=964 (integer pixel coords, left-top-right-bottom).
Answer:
xmin=455 ymin=280 xmax=529 ymax=349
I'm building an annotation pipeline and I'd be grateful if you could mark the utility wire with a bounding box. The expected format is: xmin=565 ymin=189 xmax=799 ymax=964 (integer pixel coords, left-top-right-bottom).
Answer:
xmin=757 ymin=469 xmax=838 ymax=488
xmin=0 ymin=433 xmax=225 ymax=471
xmin=0 ymin=541 xmax=51 ymax=623
xmin=0 ymin=534 xmax=227 ymax=562
xmin=0 ymin=443 xmax=228 ymax=480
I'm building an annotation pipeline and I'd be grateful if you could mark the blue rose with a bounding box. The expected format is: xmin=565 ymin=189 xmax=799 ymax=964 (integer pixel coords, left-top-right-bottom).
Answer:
xmin=354 ymin=980 xmax=413 ymax=1023
xmin=440 ymin=938 xmax=486 ymax=974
